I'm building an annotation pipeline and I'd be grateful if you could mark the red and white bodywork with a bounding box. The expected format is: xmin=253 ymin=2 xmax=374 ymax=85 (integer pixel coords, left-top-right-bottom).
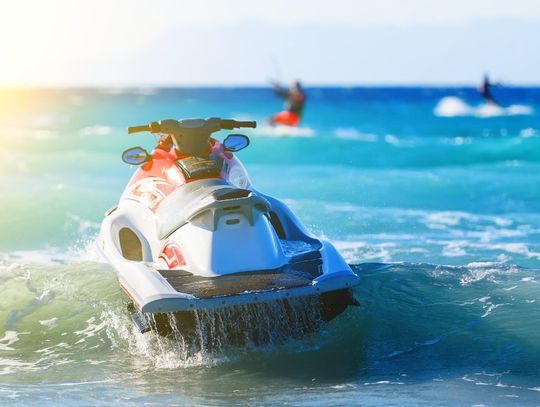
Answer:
xmin=98 ymin=130 xmax=360 ymax=318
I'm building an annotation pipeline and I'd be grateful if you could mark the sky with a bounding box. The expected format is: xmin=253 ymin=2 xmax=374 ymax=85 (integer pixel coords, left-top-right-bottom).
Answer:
xmin=1 ymin=0 xmax=540 ymax=86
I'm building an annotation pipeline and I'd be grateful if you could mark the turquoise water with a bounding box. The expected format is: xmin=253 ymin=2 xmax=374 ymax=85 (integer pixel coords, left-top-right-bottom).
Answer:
xmin=1 ymin=87 xmax=540 ymax=405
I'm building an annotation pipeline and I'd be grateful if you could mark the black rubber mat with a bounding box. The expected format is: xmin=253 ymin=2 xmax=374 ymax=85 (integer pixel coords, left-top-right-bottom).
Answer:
xmin=158 ymin=259 xmax=322 ymax=299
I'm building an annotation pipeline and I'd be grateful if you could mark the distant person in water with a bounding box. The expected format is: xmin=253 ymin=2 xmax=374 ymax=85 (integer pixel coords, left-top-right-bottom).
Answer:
xmin=478 ymin=74 xmax=498 ymax=105
xmin=269 ymin=80 xmax=306 ymax=127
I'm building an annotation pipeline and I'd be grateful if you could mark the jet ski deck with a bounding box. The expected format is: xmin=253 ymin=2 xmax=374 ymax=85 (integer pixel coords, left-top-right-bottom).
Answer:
xmin=158 ymin=258 xmax=321 ymax=299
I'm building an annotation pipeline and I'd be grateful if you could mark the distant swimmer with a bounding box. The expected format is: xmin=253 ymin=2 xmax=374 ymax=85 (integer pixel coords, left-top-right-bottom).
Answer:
xmin=478 ymin=74 xmax=498 ymax=105
xmin=269 ymin=80 xmax=306 ymax=127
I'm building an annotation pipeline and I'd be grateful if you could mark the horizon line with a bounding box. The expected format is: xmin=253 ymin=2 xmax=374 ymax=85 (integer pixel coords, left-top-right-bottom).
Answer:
xmin=2 ymin=82 xmax=540 ymax=89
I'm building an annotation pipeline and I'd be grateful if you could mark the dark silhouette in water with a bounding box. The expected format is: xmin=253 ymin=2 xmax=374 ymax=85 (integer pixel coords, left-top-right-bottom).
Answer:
xmin=478 ymin=73 xmax=498 ymax=105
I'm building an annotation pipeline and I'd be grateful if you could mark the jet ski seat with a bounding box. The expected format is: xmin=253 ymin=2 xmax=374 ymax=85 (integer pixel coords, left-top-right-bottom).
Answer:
xmin=157 ymin=180 xmax=271 ymax=239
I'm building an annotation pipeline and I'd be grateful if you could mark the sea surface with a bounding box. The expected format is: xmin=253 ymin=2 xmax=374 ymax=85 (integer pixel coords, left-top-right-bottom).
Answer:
xmin=1 ymin=87 xmax=539 ymax=406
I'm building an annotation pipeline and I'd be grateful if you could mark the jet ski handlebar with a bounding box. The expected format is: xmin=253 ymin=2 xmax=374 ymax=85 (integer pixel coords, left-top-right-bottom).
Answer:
xmin=127 ymin=125 xmax=153 ymax=134
xmin=218 ymin=119 xmax=257 ymax=130
xmin=127 ymin=118 xmax=256 ymax=135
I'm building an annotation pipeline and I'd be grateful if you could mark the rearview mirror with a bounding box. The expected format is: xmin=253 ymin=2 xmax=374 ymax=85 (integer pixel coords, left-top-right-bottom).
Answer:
xmin=223 ymin=134 xmax=250 ymax=152
xmin=122 ymin=146 xmax=150 ymax=165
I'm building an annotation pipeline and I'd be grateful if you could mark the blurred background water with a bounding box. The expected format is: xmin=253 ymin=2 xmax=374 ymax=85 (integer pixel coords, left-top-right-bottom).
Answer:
xmin=1 ymin=87 xmax=540 ymax=405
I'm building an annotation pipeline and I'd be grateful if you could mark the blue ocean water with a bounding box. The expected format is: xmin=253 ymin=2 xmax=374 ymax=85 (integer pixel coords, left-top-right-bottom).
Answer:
xmin=1 ymin=87 xmax=539 ymax=405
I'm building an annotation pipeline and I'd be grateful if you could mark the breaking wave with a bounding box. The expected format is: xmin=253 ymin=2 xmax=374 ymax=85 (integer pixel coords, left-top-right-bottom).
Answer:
xmin=2 ymin=248 xmax=540 ymax=404
xmin=1 ymin=254 xmax=538 ymax=362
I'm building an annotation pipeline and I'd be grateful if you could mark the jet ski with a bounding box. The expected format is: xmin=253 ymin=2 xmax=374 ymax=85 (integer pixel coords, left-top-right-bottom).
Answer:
xmin=98 ymin=117 xmax=360 ymax=336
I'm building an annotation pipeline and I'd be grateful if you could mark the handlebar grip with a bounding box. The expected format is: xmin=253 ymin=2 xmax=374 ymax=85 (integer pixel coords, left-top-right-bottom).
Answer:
xmin=220 ymin=119 xmax=257 ymax=130
xmin=235 ymin=120 xmax=257 ymax=128
xmin=127 ymin=125 xmax=151 ymax=134
xmin=128 ymin=122 xmax=161 ymax=134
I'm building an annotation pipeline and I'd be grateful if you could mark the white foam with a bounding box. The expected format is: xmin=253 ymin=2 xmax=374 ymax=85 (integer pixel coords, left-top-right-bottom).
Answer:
xmin=330 ymin=383 xmax=357 ymax=389
xmin=1 ymin=239 xmax=101 ymax=266
xmin=421 ymin=337 xmax=441 ymax=346
xmin=254 ymin=125 xmax=314 ymax=138
xmin=421 ymin=210 xmax=513 ymax=234
xmin=424 ymin=211 xmax=474 ymax=227
xmin=334 ymin=240 xmax=395 ymax=262
xmin=73 ymin=317 xmax=108 ymax=344
xmin=0 ymin=331 xmax=20 ymax=351
xmin=2 ymin=249 xmax=75 ymax=266
xmin=35 ymin=342 xmax=70 ymax=356
xmin=436 ymin=239 xmax=540 ymax=261
xmin=467 ymin=262 xmax=501 ymax=268
xmin=100 ymin=298 xmax=323 ymax=369
xmin=491 ymin=243 xmax=540 ymax=260
xmin=363 ymin=380 xmax=405 ymax=385
xmin=384 ymin=134 xmax=401 ymax=146
xmin=39 ymin=317 xmax=59 ymax=328
xmin=481 ymin=302 xmax=505 ymax=318
xmin=0 ymin=358 xmax=38 ymax=375
xmin=66 ymin=213 xmax=101 ymax=234
xmin=442 ymin=241 xmax=468 ymax=257
xmin=443 ymin=136 xmax=473 ymax=145
xmin=520 ymin=128 xmax=538 ymax=138
xmin=434 ymin=97 xmax=533 ymax=118
xmin=313 ymin=202 xmax=537 ymax=263
xmin=458 ymin=262 xmax=519 ymax=285
xmin=280 ymin=240 xmax=317 ymax=256
xmin=334 ymin=128 xmax=378 ymax=142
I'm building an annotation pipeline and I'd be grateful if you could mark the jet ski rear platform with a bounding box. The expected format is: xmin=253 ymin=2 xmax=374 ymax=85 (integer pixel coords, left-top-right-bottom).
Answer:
xmin=110 ymin=239 xmax=359 ymax=336
xmin=110 ymin=238 xmax=359 ymax=314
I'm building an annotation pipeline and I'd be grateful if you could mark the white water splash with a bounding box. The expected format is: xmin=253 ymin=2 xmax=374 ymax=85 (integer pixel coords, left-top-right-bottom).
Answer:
xmin=39 ymin=318 xmax=59 ymax=328
xmin=254 ymin=125 xmax=315 ymax=138
xmin=334 ymin=240 xmax=396 ymax=263
xmin=434 ymin=97 xmax=533 ymax=118
xmin=334 ymin=128 xmax=378 ymax=142
xmin=459 ymin=262 xmax=519 ymax=286
xmin=0 ymin=331 xmax=20 ymax=351
xmin=280 ymin=240 xmax=318 ymax=256
xmin=1 ymin=240 xmax=100 ymax=266
xmin=100 ymin=296 xmax=324 ymax=369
